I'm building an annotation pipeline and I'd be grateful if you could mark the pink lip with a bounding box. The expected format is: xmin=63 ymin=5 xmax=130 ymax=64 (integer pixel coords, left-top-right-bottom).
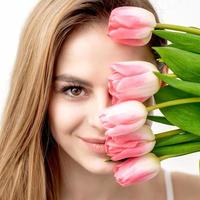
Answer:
xmin=80 ymin=137 xmax=106 ymax=144
xmin=79 ymin=137 xmax=106 ymax=154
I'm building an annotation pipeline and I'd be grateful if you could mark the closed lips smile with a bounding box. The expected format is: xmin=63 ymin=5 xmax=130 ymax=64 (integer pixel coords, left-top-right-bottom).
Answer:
xmin=80 ymin=137 xmax=106 ymax=154
xmin=80 ymin=137 xmax=106 ymax=144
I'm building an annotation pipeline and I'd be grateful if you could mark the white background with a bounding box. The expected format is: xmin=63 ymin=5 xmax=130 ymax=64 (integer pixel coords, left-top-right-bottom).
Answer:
xmin=0 ymin=0 xmax=200 ymax=175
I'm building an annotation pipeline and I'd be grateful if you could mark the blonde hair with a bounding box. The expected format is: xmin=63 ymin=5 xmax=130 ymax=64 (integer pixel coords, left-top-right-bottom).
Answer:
xmin=0 ymin=0 xmax=163 ymax=199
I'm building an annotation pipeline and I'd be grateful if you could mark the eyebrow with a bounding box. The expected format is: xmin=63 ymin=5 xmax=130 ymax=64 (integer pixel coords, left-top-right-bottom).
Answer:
xmin=53 ymin=74 xmax=93 ymax=87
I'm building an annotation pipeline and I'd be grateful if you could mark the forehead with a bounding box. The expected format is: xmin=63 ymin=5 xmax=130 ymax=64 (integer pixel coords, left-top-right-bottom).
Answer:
xmin=54 ymin=23 xmax=155 ymax=79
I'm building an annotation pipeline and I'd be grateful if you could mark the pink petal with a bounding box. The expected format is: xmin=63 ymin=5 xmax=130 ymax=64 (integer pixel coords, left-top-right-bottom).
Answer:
xmin=109 ymin=61 xmax=156 ymax=76
xmin=111 ymin=36 xmax=151 ymax=46
xmin=109 ymin=27 xmax=154 ymax=39
xmin=113 ymin=153 xmax=160 ymax=186
xmin=105 ymin=119 xmax=146 ymax=136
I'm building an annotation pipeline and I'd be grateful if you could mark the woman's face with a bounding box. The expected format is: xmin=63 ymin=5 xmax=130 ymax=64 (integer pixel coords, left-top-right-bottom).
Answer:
xmin=48 ymin=23 xmax=156 ymax=175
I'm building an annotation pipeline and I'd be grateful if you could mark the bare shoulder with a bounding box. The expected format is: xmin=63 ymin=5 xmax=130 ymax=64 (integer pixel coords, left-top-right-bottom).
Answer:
xmin=172 ymin=171 xmax=200 ymax=200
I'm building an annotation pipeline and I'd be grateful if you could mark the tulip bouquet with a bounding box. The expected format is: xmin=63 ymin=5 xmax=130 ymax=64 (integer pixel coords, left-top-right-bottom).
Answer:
xmin=99 ymin=6 xmax=200 ymax=186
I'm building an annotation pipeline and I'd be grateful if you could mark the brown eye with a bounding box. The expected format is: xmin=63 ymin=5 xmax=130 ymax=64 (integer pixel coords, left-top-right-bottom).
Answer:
xmin=61 ymin=85 xmax=87 ymax=98
xmin=70 ymin=87 xmax=82 ymax=96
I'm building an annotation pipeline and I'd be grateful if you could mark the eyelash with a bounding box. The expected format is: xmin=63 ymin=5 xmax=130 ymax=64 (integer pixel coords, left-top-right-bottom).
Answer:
xmin=60 ymin=83 xmax=88 ymax=99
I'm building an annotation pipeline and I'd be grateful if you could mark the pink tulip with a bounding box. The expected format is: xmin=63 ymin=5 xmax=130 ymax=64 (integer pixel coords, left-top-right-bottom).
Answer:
xmin=108 ymin=6 xmax=156 ymax=46
xmin=105 ymin=125 xmax=155 ymax=161
xmin=99 ymin=100 xmax=148 ymax=136
xmin=113 ymin=153 xmax=160 ymax=186
xmin=108 ymin=61 xmax=160 ymax=104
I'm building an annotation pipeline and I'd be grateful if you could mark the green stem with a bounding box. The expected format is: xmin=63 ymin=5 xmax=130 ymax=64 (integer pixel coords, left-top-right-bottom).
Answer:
xmin=153 ymin=141 xmax=200 ymax=158
xmin=155 ymin=132 xmax=200 ymax=147
xmin=165 ymin=74 xmax=177 ymax=78
xmin=156 ymin=23 xmax=200 ymax=35
xmin=147 ymin=97 xmax=200 ymax=112
xmin=155 ymin=129 xmax=182 ymax=140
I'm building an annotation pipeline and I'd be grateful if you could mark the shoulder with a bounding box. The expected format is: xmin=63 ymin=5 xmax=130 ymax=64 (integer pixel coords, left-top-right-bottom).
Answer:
xmin=172 ymin=171 xmax=200 ymax=200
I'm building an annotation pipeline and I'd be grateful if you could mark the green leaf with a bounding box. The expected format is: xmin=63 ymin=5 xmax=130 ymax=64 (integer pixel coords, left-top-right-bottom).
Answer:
xmin=153 ymin=30 xmax=200 ymax=54
xmin=155 ymin=131 xmax=200 ymax=147
xmin=154 ymin=72 xmax=200 ymax=96
xmin=152 ymin=47 xmax=200 ymax=83
xmin=154 ymin=86 xmax=200 ymax=136
xmin=168 ymin=43 xmax=196 ymax=53
xmin=147 ymin=115 xmax=173 ymax=125
xmin=152 ymin=141 xmax=200 ymax=157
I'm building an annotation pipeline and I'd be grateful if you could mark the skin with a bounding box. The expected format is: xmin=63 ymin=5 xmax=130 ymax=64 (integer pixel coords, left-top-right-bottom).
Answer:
xmin=47 ymin=23 xmax=200 ymax=200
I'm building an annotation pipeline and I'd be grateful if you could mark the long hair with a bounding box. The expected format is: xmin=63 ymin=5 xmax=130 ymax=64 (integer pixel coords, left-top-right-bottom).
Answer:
xmin=0 ymin=0 xmax=165 ymax=199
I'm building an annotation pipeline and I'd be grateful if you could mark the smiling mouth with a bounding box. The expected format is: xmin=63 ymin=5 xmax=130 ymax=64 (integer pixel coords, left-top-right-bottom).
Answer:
xmin=79 ymin=137 xmax=106 ymax=144
xmin=79 ymin=137 xmax=106 ymax=154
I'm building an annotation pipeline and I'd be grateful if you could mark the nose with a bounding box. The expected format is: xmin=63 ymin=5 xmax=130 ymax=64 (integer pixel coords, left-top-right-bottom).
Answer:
xmin=88 ymin=91 xmax=112 ymax=132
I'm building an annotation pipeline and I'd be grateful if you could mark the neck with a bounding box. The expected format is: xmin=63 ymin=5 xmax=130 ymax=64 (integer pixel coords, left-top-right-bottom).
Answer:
xmin=57 ymin=148 xmax=162 ymax=200
xmin=58 ymin=150 xmax=123 ymax=200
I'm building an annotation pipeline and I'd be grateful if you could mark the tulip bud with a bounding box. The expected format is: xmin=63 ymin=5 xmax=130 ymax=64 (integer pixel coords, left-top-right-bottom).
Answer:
xmin=113 ymin=153 xmax=160 ymax=186
xmin=108 ymin=61 xmax=161 ymax=104
xmin=99 ymin=100 xmax=148 ymax=136
xmin=105 ymin=125 xmax=156 ymax=161
xmin=108 ymin=6 xmax=156 ymax=46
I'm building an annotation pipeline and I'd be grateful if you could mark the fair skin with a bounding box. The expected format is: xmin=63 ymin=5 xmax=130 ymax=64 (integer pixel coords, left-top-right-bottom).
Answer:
xmin=48 ymin=23 xmax=200 ymax=200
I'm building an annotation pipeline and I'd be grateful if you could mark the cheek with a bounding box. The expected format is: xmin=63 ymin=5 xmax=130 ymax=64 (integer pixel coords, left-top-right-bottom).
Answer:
xmin=47 ymin=97 xmax=84 ymax=142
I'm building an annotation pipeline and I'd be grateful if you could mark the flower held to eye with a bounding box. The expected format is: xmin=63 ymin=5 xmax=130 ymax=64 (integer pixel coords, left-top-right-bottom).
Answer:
xmin=108 ymin=61 xmax=161 ymax=104
xmin=105 ymin=125 xmax=156 ymax=161
xmin=99 ymin=100 xmax=148 ymax=136
xmin=108 ymin=6 xmax=156 ymax=46
xmin=113 ymin=153 xmax=160 ymax=186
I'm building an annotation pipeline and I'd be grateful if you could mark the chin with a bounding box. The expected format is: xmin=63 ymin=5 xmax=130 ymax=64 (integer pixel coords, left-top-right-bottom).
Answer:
xmin=82 ymin=157 xmax=116 ymax=175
